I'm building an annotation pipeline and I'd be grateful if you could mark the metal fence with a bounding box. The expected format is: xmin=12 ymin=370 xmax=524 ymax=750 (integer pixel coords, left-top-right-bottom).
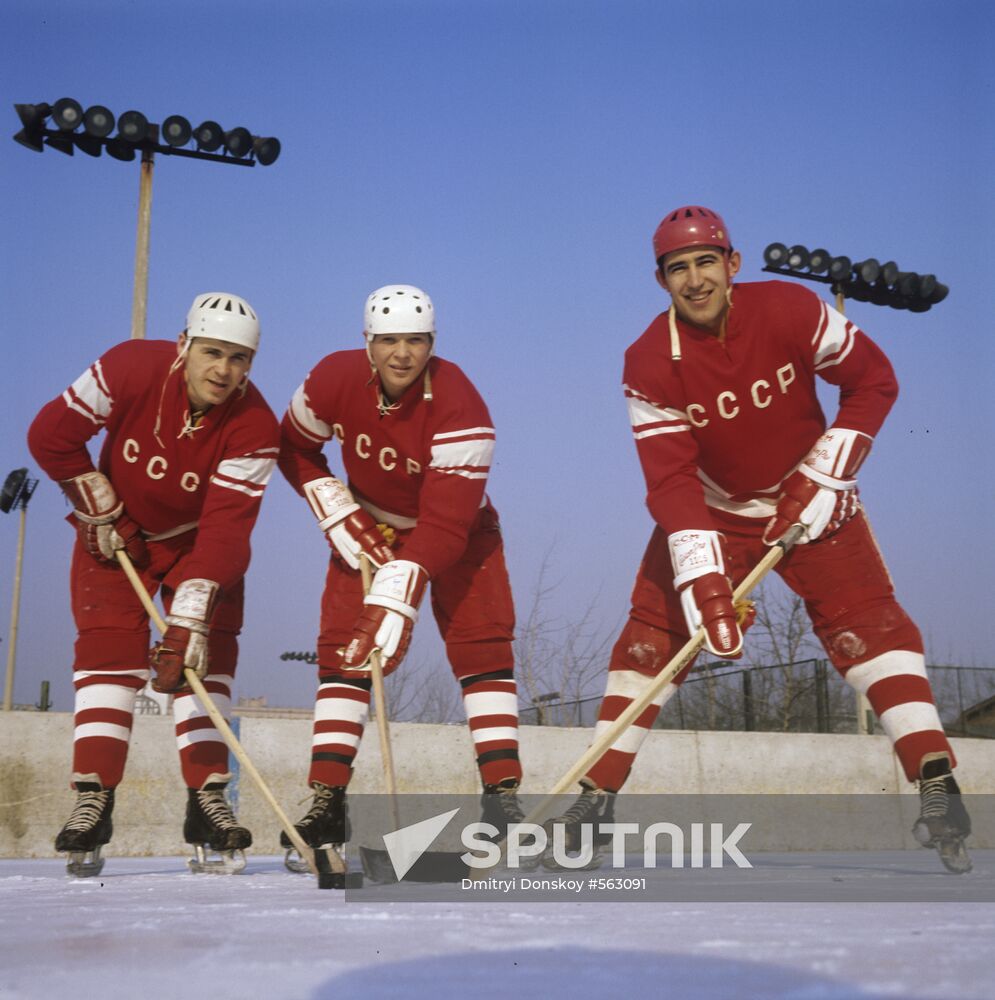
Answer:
xmin=519 ymin=661 xmax=995 ymax=738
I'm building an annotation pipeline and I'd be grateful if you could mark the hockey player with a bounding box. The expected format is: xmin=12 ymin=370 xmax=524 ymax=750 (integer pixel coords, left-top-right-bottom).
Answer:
xmin=278 ymin=284 xmax=522 ymax=858
xmin=28 ymin=292 xmax=280 ymax=875
xmin=550 ymin=206 xmax=970 ymax=874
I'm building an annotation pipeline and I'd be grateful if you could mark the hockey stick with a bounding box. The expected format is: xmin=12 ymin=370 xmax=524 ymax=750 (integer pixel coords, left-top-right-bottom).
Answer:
xmin=356 ymin=554 xmax=470 ymax=883
xmin=115 ymin=549 xmax=343 ymax=881
xmin=504 ymin=527 xmax=805 ymax=849
xmin=360 ymin=555 xmax=402 ymax=830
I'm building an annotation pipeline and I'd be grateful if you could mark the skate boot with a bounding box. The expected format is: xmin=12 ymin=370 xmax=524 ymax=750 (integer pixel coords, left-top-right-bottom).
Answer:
xmin=912 ymin=754 xmax=972 ymax=874
xmin=55 ymin=773 xmax=114 ymax=878
xmin=184 ymin=772 xmax=251 ymax=874
xmin=282 ymin=782 xmax=350 ymax=877
xmin=479 ymin=779 xmax=542 ymax=868
xmin=542 ymin=778 xmax=615 ymax=871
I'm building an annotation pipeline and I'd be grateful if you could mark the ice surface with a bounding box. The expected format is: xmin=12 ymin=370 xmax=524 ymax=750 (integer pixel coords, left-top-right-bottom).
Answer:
xmin=2 ymin=854 xmax=994 ymax=1000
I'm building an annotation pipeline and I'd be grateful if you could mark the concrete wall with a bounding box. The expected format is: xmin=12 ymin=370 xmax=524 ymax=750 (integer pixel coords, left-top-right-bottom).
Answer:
xmin=2 ymin=711 xmax=992 ymax=857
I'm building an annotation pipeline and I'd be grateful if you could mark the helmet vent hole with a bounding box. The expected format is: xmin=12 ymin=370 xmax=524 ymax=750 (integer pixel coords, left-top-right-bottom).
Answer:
xmin=383 ymin=307 xmax=390 ymax=314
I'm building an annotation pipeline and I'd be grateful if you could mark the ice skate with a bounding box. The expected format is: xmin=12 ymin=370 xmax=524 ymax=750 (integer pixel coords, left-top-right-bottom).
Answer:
xmin=55 ymin=774 xmax=115 ymax=878
xmin=478 ymin=779 xmax=542 ymax=869
xmin=912 ymin=754 xmax=972 ymax=875
xmin=282 ymin=782 xmax=349 ymax=876
xmin=542 ymin=779 xmax=615 ymax=872
xmin=184 ymin=772 xmax=251 ymax=874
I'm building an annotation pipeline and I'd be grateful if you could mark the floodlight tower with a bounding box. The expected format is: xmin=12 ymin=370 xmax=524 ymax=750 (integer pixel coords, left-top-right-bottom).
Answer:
xmin=12 ymin=99 xmax=281 ymax=338
xmin=2 ymin=469 xmax=39 ymax=711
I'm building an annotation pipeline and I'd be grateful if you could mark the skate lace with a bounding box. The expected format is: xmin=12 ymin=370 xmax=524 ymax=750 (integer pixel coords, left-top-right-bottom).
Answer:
xmin=493 ymin=790 xmax=525 ymax=824
xmin=301 ymin=784 xmax=336 ymax=824
xmin=197 ymin=789 xmax=239 ymax=830
xmin=919 ymin=775 xmax=949 ymax=818
xmin=561 ymin=790 xmax=603 ymax=825
xmin=64 ymin=789 xmax=111 ymax=832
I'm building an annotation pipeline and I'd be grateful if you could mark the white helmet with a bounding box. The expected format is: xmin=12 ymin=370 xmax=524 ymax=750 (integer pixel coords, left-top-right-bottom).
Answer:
xmin=364 ymin=285 xmax=435 ymax=340
xmin=185 ymin=292 xmax=260 ymax=352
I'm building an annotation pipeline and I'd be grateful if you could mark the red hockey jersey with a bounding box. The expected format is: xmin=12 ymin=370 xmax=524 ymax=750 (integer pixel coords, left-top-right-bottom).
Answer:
xmin=279 ymin=350 xmax=496 ymax=578
xmin=624 ymin=280 xmax=898 ymax=534
xmin=28 ymin=339 xmax=280 ymax=589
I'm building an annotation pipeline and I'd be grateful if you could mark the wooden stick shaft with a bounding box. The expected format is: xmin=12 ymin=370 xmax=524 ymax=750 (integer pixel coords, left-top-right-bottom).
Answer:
xmin=519 ymin=530 xmax=800 ymax=829
xmin=115 ymin=551 xmax=337 ymax=875
xmin=360 ymin=556 xmax=402 ymax=830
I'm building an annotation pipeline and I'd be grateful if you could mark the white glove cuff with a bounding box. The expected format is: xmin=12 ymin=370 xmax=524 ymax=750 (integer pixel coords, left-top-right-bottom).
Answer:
xmin=365 ymin=594 xmax=419 ymax=622
xmin=668 ymin=530 xmax=726 ymax=590
xmin=802 ymin=427 xmax=872 ymax=487
xmin=303 ymin=477 xmax=359 ymax=532
xmin=170 ymin=578 xmax=219 ymax=626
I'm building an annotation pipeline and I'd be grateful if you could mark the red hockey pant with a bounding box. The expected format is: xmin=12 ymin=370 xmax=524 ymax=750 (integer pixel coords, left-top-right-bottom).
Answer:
xmin=587 ymin=511 xmax=952 ymax=791
xmin=307 ymin=511 xmax=519 ymax=788
xmin=69 ymin=537 xmax=243 ymax=790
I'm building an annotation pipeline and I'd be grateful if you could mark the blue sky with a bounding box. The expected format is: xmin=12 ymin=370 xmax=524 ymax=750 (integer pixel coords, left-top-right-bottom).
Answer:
xmin=2 ymin=0 xmax=993 ymax=712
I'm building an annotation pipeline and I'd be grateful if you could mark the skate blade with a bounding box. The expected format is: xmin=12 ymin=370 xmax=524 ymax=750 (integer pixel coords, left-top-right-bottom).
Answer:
xmin=187 ymin=845 xmax=247 ymax=875
xmin=283 ymin=843 xmax=345 ymax=876
xmin=66 ymin=849 xmax=105 ymax=878
xmin=937 ymin=839 xmax=973 ymax=875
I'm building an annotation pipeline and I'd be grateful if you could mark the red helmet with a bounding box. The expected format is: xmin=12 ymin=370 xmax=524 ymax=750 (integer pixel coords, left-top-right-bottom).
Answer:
xmin=652 ymin=206 xmax=732 ymax=263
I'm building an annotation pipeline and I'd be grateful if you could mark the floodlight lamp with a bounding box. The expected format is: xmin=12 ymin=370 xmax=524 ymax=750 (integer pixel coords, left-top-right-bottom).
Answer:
xmin=52 ymin=97 xmax=84 ymax=131
xmin=763 ymin=242 xmax=789 ymax=267
xmin=929 ymin=281 xmax=949 ymax=305
xmin=13 ymin=128 xmax=45 ymax=153
xmin=786 ymin=245 xmax=810 ymax=270
xmin=855 ymin=259 xmax=881 ymax=284
xmin=880 ymin=261 xmax=900 ymax=287
xmin=162 ymin=115 xmax=192 ymax=147
xmin=224 ymin=127 xmax=252 ymax=158
xmin=1 ymin=469 xmax=28 ymax=514
xmin=14 ymin=103 xmax=51 ymax=129
xmin=117 ymin=109 xmax=149 ymax=143
xmin=105 ymin=139 xmax=137 ymax=162
xmin=44 ymin=133 xmax=76 ymax=156
xmin=84 ymin=105 xmax=115 ymax=138
xmin=828 ymin=256 xmax=852 ymax=282
xmin=252 ymin=135 xmax=281 ymax=166
xmin=193 ymin=120 xmax=223 ymax=152
xmin=807 ymin=249 xmax=831 ymax=274
xmin=75 ymin=133 xmax=104 ymax=157
xmin=896 ymin=272 xmax=920 ymax=297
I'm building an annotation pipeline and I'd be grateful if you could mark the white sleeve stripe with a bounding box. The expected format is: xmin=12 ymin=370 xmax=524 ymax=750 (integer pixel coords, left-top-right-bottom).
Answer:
xmin=634 ymin=424 xmax=690 ymax=439
xmin=813 ymin=304 xmax=854 ymax=366
xmin=433 ymin=427 xmax=495 ymax=441
xmin=815 ymin=334 xmax=856 ymax=370
xmin=209 ymin=476 xmax=266 ymax=498
xmin=430 ymin=438 xmax=495 ymax=468
xmin=65 ymin=367 xmax=114 ymax=422
xmin=62 ymin=390 xmax=104 ymax=426
xmin=214 ymin=456 xmax=277 ymax=486
xmin=433 ymin=469 xmax=489 ymax=480
xmin=626 ymin=394 xmax=686 ymax=428
xmin=289 ymin=384 xmax=334 ymax=442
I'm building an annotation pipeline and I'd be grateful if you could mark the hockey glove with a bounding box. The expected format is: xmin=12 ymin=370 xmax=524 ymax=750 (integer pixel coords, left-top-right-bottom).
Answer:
xmin=668 ymin=529 xmax=749 ymax=658
xmin=340 ymin=560 xmax=429 ymax=675
xmin=60 ymin=471 xmax=148 ymax=566
xmin=764 ymin=428 xmax=872 ymax=545
xmin=150 ymin=579 xmax=220 ymax=693
xmin=303 ymin=477 xmax=394 ymax=570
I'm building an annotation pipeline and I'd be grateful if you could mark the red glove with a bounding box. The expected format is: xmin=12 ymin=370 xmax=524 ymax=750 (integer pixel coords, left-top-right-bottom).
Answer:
xmin=340 ymin=560 xmax=429 ymax=674
xmin=764 ymin=428 xmax=871 ymax=545
xmin=60 ymin=471 xmax=148 ymax=566
xmin=668 ymin=529 xmax=747 ymax=658
xmin=150 ymin=579 xmax=219 ymax=693
xmin=303 ymin=477 xmax=394 ymax=569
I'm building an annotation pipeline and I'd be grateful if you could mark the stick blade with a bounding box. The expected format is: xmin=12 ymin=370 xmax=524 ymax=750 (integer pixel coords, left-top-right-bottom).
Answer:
xmin=359 ymin=845 xmax=470 ymax=883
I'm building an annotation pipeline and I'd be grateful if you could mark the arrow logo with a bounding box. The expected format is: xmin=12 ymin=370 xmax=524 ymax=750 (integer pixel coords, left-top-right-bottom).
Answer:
xmin=382 ymin=808 xmax=460 ymax=880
